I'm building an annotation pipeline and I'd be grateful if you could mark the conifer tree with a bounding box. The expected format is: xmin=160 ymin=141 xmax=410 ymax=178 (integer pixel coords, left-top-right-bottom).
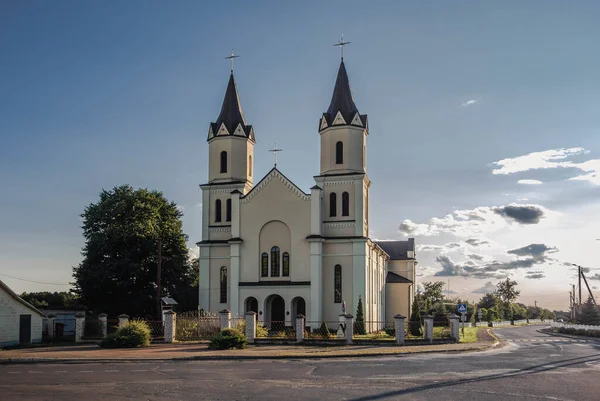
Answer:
xmin=354 ymin=296 xmax=366 ymax=335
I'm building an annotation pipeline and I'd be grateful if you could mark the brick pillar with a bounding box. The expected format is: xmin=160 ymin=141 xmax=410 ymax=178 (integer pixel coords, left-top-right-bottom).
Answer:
xmin=98 ymin=313 xmax=108 ymax=338
xmin=75 ymin=312 xmax=86 ymax=343
xmin=296 ymin=314 xmax=305 ymax=343
xmin=336 ymin=314 xmax=346 ymax=339
xmin=47 ymin=314 xmax=56 ymax=339
xmin=448 ymin=313 xmax=460 ymax=342
xmin=118 ymin=314 xmax=130 ymax=327
xmin=345 ymin=314 xmax=354 ymax=344
xmin=219 ymin=309 xmax=231 ymax=330
xmin=424 ymin=315 xmax=434 ymax=343
xmin=394 ymin=314 xmax=406 ymax=345
xmin=245 ymin=312 xmax=256 ymax=343
xmin=164 ymin=310 xmax=176 ymax=343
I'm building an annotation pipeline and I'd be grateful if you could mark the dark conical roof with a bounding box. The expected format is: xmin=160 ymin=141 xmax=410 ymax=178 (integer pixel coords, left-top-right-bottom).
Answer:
xmin=209 ymin=73 xmax=253 ymax=140
xmin=321 ymin=60 xmax=367 ymax=130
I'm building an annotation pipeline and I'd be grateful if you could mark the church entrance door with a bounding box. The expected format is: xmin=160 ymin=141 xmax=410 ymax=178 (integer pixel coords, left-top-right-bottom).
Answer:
xmin=265 ymin=294 xmax=285 ymax=328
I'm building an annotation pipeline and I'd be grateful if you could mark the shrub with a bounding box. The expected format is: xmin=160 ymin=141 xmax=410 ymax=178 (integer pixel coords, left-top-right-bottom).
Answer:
xmin=558 ymin=327 xmax=566 ymax=333
xmin=209 ymin=328 xmax=247 ymax=350
xmin=319 ymin=322 xmax=331 ymax=338
xmin=384 ymin=327 xmax=395 ymax=337
xmin=256 ymin=324 xmax=268 ymax=338
xmin=565 ymin=327 xmax=576 ymax=334
xmin=409 ymin=321 xmax=423 ymax=337
xmin=100 ymin=320 xmax=151 ymax=348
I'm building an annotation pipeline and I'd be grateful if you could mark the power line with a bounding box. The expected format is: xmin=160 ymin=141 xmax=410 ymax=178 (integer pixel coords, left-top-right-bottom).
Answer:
xmin=0 ymin=272 xmax=71 ymax=286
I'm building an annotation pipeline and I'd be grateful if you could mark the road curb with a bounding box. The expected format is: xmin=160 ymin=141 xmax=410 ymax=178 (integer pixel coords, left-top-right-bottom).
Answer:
xmin=0 ymin=344 xmax=494 ymax=365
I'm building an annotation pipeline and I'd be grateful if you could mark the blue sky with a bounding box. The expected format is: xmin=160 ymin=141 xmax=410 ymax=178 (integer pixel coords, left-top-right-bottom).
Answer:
xmin=1 ymin=1 xmax=599 ymax=309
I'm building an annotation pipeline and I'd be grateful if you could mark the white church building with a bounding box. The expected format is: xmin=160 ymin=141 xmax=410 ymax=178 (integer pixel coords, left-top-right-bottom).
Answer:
xmin=197 ymin=55 xmax=417 ymax=328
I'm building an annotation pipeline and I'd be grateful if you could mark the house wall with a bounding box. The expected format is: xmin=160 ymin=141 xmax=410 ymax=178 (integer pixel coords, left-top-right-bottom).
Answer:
xmin=385 ymin=283 xmax=412 ymax=322
xmin=0 ymin=287 xmax=43 ymax=347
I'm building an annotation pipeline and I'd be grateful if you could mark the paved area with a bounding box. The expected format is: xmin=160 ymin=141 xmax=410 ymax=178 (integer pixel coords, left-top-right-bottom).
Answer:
xmin=1 ymin=325 xmax=599 ymax=400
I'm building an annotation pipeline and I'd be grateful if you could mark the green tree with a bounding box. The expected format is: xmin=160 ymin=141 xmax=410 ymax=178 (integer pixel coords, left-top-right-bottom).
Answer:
xmin=495 ymin=278 xmax=520 ymax=320
xmin=422 ymin=281 xmax=445 ymax=309
xmin=72 ymin=185 xmax=197 ymax=318
xmin=578 ymin=297 xmax=600 ymax=325
xmin=354 ymin=295 xmax=366 ymax=335
xmin=409 ymin=293 xmax=423 ymax=336
xmin=20 ymin=291 xmax=80 ymax=310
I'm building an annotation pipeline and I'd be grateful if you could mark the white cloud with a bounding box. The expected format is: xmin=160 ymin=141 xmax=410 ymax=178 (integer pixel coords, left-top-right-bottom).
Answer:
xmin=460 ymin=99 xmax=478 ymax=107
xmin=517 ymin=179 xmax=543 ymax=185
xmin=491 ymin=147 xmax=599 ymax=185
xmin=473 ymin=281 xmax=497 ymax=294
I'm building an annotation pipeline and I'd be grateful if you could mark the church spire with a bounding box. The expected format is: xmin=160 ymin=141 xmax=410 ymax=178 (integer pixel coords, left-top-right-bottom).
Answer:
xmin=320 ymin=60 xmax=367 ymax=131
xmin=208 ymin=71 xmax=254 ymax=142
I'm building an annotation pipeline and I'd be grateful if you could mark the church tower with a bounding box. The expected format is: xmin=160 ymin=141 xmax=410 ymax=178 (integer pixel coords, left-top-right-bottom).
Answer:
xmin=315 ymin=58 xmax=370 ymax=237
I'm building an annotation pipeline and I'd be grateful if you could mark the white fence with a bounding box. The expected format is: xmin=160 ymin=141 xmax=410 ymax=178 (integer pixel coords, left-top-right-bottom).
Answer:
xmin=550 ymin=322 xmax=600 ymax=331
xmin=491 ymin=321 xmax=512 ymax=327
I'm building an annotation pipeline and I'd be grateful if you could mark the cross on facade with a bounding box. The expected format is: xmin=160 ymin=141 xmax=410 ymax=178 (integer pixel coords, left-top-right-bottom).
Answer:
xmin=225 ymin=49 xmax=239 ymax=73
xmin=333 ymin=34 xmax=351 ymax=60
xmin=269 ymin=142 xmax=283 ymax=168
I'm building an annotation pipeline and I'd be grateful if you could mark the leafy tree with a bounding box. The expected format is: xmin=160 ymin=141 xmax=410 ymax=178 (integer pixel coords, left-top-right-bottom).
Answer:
xmin=578 ymin=297 xmax=600 ymax=325
xmin=354 ymin=295 xmax=366 ymax=335
xmin=526 ymin=305 xmax=542 ymax=319
xmin=20 ymin=291 xmax=81 ymax=309
xmin=421 ymin=281 xmax=445 ymax=309
xmin=540 ymin=308 xmax=556 ymax=321
xmin=72 ymin=185 xmax=197 ymax=318
xmin=495 ymin=278 xmax=520 ymax=320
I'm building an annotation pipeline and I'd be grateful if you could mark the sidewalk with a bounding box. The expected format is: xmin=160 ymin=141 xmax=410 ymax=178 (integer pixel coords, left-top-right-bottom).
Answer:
xmin=0 ymin=336 xmax=496 ymax=365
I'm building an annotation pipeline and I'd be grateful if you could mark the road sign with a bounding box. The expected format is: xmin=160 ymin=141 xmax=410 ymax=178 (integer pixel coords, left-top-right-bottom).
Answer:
xmin=458 ymin=303 xmax=467 ymax=314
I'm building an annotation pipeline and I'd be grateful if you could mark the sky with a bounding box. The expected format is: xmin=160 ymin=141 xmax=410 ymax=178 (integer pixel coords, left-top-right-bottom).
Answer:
xmin=1 ymin=1 xmax=599 ymax=310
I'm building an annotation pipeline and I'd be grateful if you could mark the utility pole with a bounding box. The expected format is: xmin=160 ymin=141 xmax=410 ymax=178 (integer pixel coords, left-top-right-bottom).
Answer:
xmin=572 ymin=284 xmax=577 ymax=320
xmin=569 ymin=291 xmax=572 ymax=320
xmin=155 ymin=239 xmax=168 ymax=321
xmin=534 ymin=300 xmax=537 ymax=308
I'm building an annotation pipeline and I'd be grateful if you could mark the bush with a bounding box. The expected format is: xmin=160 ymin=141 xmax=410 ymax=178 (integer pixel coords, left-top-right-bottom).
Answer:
xmin=409 ymin=321 xmax=422 ymax=337
xmin=385 ymin=327 xmax=396 ymax=337
xmin=319 ymin=322 xmax=331 ymax=338
xmin=209 ymin=328 xmax=247 ymax=350
xmin=558 ymin=327 xmax=566 ymax=333
xmin=100 ymin=320 xmax=151 ymax=348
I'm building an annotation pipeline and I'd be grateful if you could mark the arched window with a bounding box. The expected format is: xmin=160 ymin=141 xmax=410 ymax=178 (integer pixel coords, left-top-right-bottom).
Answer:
xmin=261 ymin=253 xmax=268 ymax=277
xmin=215 ymin=199 xmax=222 ymax=222
xmin=220 ymin=151 xmax=227 ymax=173
xmin=270 ymin=246 xmax=280 ymax=277
xmin=220 ymin=266 xmax=227 ymax=303
xmin=342 ymin=191 xmax=350 ymax=216
xmin=334 ymin=265 xmax=342 ymax=303
xmin=336 ymin=141 xmax=343 ymax=164
xmin=282 ymin=252 xmax=290 ymax=277
xmin=329 ymin=192 xmax=337 ymax=217
xmin=248 ymin=155 xmax=252 ymax=176
xmin=226 ymin=198 xmax=232 ymax=222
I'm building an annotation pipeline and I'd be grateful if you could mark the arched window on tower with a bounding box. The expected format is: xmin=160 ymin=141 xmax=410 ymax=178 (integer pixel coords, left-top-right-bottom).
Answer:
xmin=220 ymin=151 xmax=228 ymax=173
xmin=248 ymin=155 xmax=252 ymax=176
xmin=261 ymin=253 xmax=268 ymax=277
xmin=282 ymin=252 xmax=290 ymax=277
xmin=270 ymin=246 xmax=280 ymax=277
xmin=329 ymin=192 xmax=337 ymax=217
xmin=215 ymin=199 xmax=222 ymax=222
xmin=336 ymin=141 xmax=343 ymax=164
xmin=342 ymin=192 xmax=350 ymax=217
xmin=334 ymin=265 xmax=342 ymax=303
xmin=226 ymin=199 xmax=232 ymax=222
xmin=220 ymin=266 xmax=227 ymax=303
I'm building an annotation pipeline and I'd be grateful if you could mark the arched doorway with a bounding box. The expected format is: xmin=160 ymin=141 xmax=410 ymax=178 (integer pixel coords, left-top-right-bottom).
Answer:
xmin=245 ymin=297 xmax=258 ymax=314
xmin=291 ymin=297 xmax=306 ymax=328
xmin=265 ymin=294 xmax=285 ymax=327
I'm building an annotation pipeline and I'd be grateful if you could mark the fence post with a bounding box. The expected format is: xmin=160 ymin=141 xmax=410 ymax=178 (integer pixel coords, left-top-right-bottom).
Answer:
xmin=394 ymin=314 xmax=406 ymax=345
xmin=448 ymin=313 xmax=460 ymax=343
xmin=98 ymin=313 xmax=108 ymax=338
xmin=118 ymin=314 xmax=130 ymax=327
xmin=424 ymin=315 xmax=434 ymax=343
xmin=345 ymin=314 xmax=354 ymax=345
xmin=296 ymin=314 xmax=305 ymax=343
xmin=220 ymin=309 xmax=231 ymax=330
xmin=245 ymin=312 xmax=256 ymax=343
xmin=47 ymin=314 xmax=56 ymax=339
xmin=75 ymin=312 xmax=86 ymax=343
xmin=164 ymin=310 xmax=176 ymax=343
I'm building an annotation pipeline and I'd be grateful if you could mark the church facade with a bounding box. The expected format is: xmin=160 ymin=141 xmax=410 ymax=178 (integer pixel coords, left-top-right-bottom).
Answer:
xmin=197 ymin=58 xmax=417 ymax=329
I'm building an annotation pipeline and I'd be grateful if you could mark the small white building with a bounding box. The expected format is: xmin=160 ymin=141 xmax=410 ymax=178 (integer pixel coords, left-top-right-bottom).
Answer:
xmin=0 ymin=280 xmax=45 ymax=347
xmin=197 ymin=57 xmax=418 ymax=329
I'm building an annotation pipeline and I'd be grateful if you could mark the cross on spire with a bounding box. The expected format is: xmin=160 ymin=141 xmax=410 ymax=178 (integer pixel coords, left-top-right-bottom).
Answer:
xmin=225 ymin=49 xmax=239 ymax=73
xmin=333 ymin=34 xmax=351 ymax=60
xmin=269 ymin=142 xmax=283 ymax=168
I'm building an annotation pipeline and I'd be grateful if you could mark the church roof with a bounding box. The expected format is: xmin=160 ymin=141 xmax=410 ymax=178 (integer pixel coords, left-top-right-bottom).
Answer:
xmin=375 ymin=239 xmax=415 ymax=260
xmin=320 ymin=60 xmax=367 ymax=130
xmin=386 ymin=271 xmax=413 ymax=284
xmin=208 ymin=73 xmax=254 ymax=141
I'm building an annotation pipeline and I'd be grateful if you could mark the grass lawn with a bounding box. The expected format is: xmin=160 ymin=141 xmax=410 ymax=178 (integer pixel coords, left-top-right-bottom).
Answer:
xmin=458 ymin=326 xmax=483 ymax=343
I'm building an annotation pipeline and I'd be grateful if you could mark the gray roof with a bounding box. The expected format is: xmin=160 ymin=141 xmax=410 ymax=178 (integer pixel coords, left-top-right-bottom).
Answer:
xmin=0 ymin=279 xmax=46 ymax=317
xmin=386 ymin=271 xmax=413 ymax=284
xmin=321 ymin=61 xmax=367 ymax=129
xmin=209 ymin=73 xmax=253 ymax=140
xmin=375 ymin=238 xmax=415 ymax=260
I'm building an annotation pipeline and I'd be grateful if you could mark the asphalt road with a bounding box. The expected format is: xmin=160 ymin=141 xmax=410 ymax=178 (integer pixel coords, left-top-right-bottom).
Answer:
xmin=1 ymin=325 xmax=599 ymax=400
